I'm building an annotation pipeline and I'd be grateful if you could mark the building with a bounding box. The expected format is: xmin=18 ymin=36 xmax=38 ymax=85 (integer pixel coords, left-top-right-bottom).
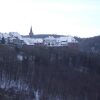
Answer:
xmin=0 ymin=28 xmax=79 ymax=48
xmin=29 ymin=26 xmax=34 ymax=38
xmin=43 ymin=36 xmax=78 ymax=48
xmin=33 ymin=38 xmax=44 ymax=46
xmin=56 ymin=36 xmax=78 ymax=48
xmin=8 ymin=32 xmax=24 ymax=45
xmin=43 ymin=36 xmax=57 ymax=47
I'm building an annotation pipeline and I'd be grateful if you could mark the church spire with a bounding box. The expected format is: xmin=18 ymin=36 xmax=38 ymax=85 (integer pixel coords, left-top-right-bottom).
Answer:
xmin=29 ymin=26 xmax=34 ymax=37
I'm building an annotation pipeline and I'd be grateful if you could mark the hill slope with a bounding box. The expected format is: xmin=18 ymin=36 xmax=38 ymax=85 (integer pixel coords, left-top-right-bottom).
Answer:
xmin=0 ymin=45 xmax=100 ymax=99
xmin=75 ymin=35 xmax=100 ymax=53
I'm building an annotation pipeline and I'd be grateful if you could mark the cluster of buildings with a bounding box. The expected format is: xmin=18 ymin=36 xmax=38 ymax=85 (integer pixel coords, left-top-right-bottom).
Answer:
xmin=0 ymin=27 xmax=78 ymax=48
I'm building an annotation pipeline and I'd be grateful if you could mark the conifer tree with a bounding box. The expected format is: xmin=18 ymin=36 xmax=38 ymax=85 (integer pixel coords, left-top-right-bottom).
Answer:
xmin=1 ymin=37 xmax=5 ymax=44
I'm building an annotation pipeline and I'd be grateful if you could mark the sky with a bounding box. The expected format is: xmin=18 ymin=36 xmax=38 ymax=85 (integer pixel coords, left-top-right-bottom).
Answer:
xmin=0 ymin=0 xmax=100 ymax=37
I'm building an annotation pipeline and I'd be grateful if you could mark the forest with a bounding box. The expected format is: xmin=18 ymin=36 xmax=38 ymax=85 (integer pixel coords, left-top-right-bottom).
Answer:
xmin=75 ymin=35 xmax=100 ymax=53
xmin=0 ymin=44 xmax=100 ymax=100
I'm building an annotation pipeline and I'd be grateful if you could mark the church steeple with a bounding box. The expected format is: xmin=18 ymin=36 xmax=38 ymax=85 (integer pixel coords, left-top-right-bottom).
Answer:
xmin=29 ymin=26 xmax=34 ymax=37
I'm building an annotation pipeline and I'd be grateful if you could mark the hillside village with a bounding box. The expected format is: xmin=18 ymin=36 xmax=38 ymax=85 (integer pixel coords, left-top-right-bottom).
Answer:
xmin=0 ymin=27 xmax=78 ymax=48
xmin=1 ymin=28 xmax=100 ymax=100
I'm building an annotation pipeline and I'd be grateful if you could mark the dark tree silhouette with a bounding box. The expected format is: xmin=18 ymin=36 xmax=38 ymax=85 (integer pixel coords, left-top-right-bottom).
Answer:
xmin=1 ymin=37 xmax=5 ymax=44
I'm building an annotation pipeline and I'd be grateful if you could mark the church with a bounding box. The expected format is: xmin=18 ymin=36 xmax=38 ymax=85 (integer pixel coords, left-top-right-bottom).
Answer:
xmin=29 ymin=26 xmax=34 ymax=38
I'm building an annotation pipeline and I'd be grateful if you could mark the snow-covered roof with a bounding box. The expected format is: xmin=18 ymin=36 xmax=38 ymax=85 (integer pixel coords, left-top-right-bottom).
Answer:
xmin=23 ymin=39 xmax=30 ymax=45
xmin=44 ymin=36 xmax=56 ymax=41
xmin=3 ymin=33 xmax=10 ymax=38
xmin=33 ymin=38 xmax=43 ymax=43
xmin=0 ymin=33 xmax=10 ymax=38
xmin=9 ymin=32 xmax=23 ymax=40
xmin=57 ymin=36 xmax=78 ymax=43
xmin=23 ymin=38 xmax=43 ymax=45
xmin=23 ymin=38 xmax=34 ymax=45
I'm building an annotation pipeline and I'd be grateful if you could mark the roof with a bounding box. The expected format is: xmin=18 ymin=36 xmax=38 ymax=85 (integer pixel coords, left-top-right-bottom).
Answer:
xmin=57 ymin=36 xmax=78 ymax=43
xmin=9 ymin=32 xmax=23 ymax=40
xmin=23 ymin=38 xmax=43 ymax=45
xmin=44 ymin=36 xmax=56 ymax=41
xmin=23 ymin=38 xmax=34 ymax=45
xmin=33 ymin=38 xmax=43 ymax=43
xmin=0 ymin=33 xmax=10 ymax=38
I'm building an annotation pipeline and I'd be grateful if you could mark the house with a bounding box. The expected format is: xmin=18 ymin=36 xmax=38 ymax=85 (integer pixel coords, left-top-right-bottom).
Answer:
xmin=56 ymin=37 xmax=68 ymax=46
xmin=8 ymin=32 xmax=24 ymax=45
xmin=13 ymin=37 xmax=24 ymax=45
xmin=43 ymin=36 xmax=78 ymax=48
xmin=56 ymin=36 xmax=78 ymax=48
xmin=33 ymin=38 xmax=44 ymax=46
xmin=0 ymin=33 xmax=10 ymax=44
xmin=66 ymin=36 xmax=78 ymax=48
xmin=22 ymin=37 xmax=43 ymax=46
xmin=43 ymin=36 xmax=57 ymax=47
xmin=22 ymin=38 xmax=34 ymax=45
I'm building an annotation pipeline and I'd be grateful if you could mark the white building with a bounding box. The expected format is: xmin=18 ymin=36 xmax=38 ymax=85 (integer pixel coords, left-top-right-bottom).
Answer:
xmin=0 ymin=31 xmax=78 ymax=48
xmin=43 ymin=36 xmax=57 ymax=47
xmin=56 ymin=36 xmax=78 ymax=46
xmin=22 ymin=37 xmax=43 ymax=46
xmin=43 ymin=36 xmax=78 ymax=47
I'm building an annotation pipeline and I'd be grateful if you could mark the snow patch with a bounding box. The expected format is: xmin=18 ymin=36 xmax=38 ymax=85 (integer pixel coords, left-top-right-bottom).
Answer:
xmin=17 ymin=54 xmax=23 ymax=61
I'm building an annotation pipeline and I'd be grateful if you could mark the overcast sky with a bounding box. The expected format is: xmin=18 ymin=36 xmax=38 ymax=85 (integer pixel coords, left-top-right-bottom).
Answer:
xmin=0 ymin=0 xmax=99 ymax=37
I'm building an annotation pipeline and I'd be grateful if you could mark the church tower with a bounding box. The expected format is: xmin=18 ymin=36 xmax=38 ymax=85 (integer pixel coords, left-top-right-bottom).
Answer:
xmin=29 ymin=26 xmax=34 ymax=38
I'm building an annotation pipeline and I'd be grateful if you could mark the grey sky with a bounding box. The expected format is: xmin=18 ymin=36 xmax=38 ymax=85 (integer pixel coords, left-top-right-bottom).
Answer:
xmin=0 ymin=0 xmax=99 ymax=37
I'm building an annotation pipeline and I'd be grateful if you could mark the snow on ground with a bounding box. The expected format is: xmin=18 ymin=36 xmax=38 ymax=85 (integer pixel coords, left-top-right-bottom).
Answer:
xmin=17 ymin=54 xmax=23 ymax=61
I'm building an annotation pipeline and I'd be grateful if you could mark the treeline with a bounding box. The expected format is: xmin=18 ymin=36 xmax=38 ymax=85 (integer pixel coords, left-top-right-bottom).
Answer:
xmin=75 ymin=36 xmax=100 ymax=53
xmin=0 ymin=45 xmax=100 ymax=100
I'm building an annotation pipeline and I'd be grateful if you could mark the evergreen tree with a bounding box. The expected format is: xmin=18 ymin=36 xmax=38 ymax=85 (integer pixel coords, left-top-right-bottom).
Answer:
xmin=1 ymin=37 xmax=5 ymax=44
